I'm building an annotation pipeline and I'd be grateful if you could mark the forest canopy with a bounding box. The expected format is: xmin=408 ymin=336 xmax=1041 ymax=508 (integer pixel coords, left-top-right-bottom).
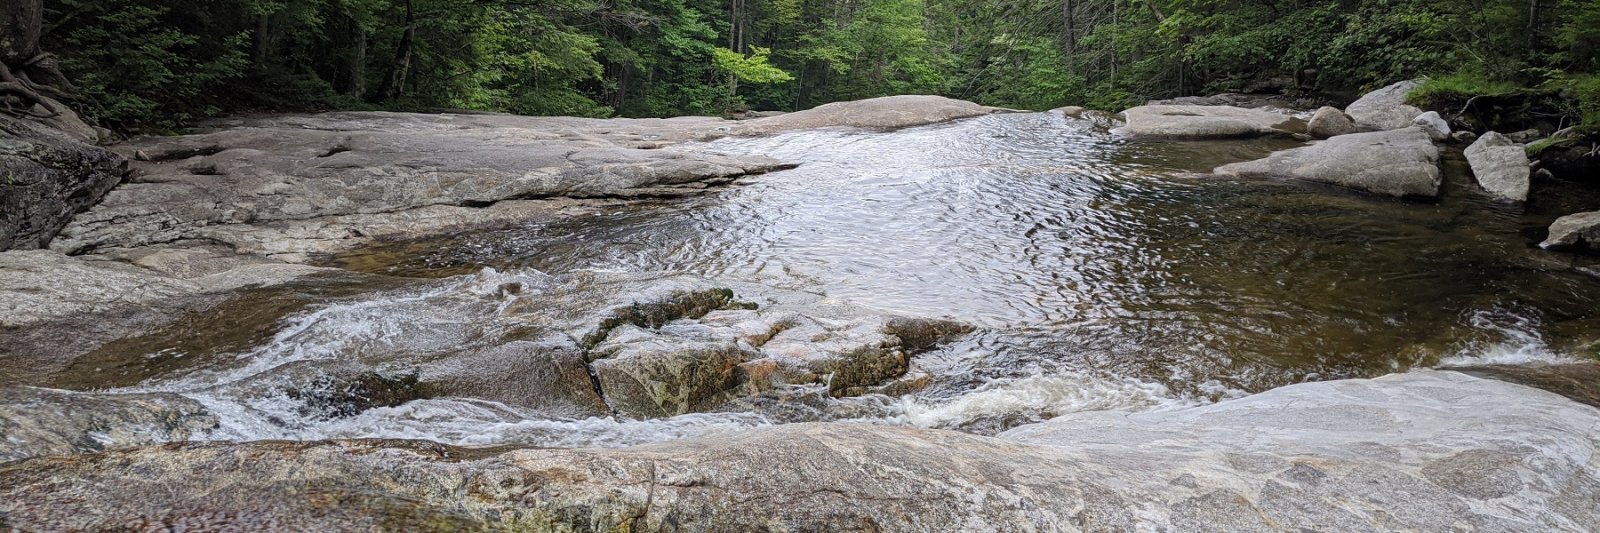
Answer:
xmin=19 ymin=0 xmax=1600 ymax=132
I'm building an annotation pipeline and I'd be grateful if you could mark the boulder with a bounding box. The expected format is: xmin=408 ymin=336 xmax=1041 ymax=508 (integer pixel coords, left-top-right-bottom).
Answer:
xmin=1411 ymin=111 xmax=1451 ymax=141
xmin=0 ymin=114 xmax=125 ymax=251
xmin=1451 ymin=130 xmax=1479 ymax=143
xmin=1464 ymin=131 xmax=1531 ymax=202
xmin=1345 ymin=79 xmax=1424 ymax=131
xmin=732 ymin=95 xmax=1007 ymax=135
xmin=1306 ymin=106 xmax=1357 ymax=139
xmin=1114 ymin=104 xmax=1305 ymax=139
xmin=1215 ymin=127 xmax=1442 ymax=198
xmin=1540 ymin=211 xmax=1600 ymax=251
xmin=1 ymin=371 xmax=1595 ymax=531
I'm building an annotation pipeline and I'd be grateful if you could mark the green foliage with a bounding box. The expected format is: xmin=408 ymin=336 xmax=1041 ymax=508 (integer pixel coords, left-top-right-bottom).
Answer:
xmin=1409 ymin=72 xmax=1525 ymax=108
xmin=713 ymin=47 xmax=793 ymax=85
xmin=32 ymin=0 xmax=1600 ymax=131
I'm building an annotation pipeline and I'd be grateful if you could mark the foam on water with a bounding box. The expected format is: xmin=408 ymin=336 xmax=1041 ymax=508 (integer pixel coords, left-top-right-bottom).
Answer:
xmin=1438 ymin=307 xmax=1577 ymax=367
xmin=870 ymin=372 xmax=1197 ymax=430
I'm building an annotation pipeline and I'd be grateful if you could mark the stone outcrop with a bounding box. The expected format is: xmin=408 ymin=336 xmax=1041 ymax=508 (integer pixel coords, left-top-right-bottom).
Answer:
xmin=1115 ymin=104 xmax=1305 ymax=139
xmin=732 ymin=95 xmax=1008 ymax=135
xmin=1464 ymin=131 xmax=1531 ymax=202
xmin=2 ymin=371 xmax=1594 ymax=532
xmin=1306 ymin=106 xmax=1357 ymax=139
xmin=1345 ymin=79 xmax=1423 ymax=131
xmin=1215 ymin=127 xmax=1442 ymax=198
xmin=0 ymin=114 xmax=125 ymax=251
xmin=1541 ymin=210 xmax=1600 ymax=251
xmin=47 ymin=112 xmax=789 ymax=256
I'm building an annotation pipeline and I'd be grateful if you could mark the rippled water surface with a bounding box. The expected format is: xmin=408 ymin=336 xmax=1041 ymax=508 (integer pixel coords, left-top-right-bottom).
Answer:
xmin=92 ymin=112 xmax=1600 ymax=446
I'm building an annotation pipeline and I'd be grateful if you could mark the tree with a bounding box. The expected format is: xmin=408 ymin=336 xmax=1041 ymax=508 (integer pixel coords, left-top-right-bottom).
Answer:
xmin=0 ymin=0 xmax=72 ymax=118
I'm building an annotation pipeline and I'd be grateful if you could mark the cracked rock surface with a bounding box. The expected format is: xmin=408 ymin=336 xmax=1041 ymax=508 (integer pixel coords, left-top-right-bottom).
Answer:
xmin=2 ymin=371 xmax=1593 ymax=532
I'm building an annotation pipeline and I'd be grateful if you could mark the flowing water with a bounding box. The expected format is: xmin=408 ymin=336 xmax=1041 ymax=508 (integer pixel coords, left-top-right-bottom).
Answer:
xmin=75 ymin=112 xmax=1600 ymax=447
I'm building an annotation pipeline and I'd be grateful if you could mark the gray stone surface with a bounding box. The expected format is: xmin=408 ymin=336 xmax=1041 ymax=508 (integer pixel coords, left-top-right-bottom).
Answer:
xmin=1345 ymin=80 xmax=1423 ymax=131
xmin=1541 ymin=210 xmax=1600 ymax=251
xmin=1412 ymin=110 xmax=1451 ymax=141
xmin=0 ymin=114 xmax=124 ymax=251
xmin=1465 ymin=131 xmax=1531 ymax=202
xmin=1115 ymin=104 xmax=1304 ymax=139
xmin=731 ymin=95 xmax=1007 ymax=134
xmin=1215 ymin=127 xmax=1442 ymax=198
xmin=0 ymin=386 xmax=216 ymax=463
xmin=48 ymin=112 xmax=788 ymax=256
xmin=1 ymin=371 xmax=1594 ymax=532
xmin=1306 ymin=106 xmax=1357 ymax=139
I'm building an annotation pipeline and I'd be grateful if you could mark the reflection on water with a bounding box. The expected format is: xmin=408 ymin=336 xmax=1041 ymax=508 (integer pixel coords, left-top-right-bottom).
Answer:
xmin=340 ymin=112 xmax=1600 ymax=399
xmin=48 ymin=111 xmax=1600 ymax=448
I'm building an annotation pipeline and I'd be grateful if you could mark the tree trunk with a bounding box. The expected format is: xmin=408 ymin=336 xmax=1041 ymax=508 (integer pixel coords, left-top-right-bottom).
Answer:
xmin=380 ymin=0 xmax=417 ymax=101
xmin=1061 ymin=0 xmax=1075 ymax=54
xmin=346 ymin=22 xmax=367 ymax=98
xmin=0 ymin=0 xmax=67 ymax=117
xmin=1 ymin=0 xmax=43 ymax=64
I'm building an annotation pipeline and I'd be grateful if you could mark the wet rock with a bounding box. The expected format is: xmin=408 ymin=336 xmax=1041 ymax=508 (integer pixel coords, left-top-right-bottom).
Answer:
xmin=1345 ymin=80 xmax=1423 ymax=131
xmin=732 ymin=95 xmax=1007 ymax=135
xmin=0 ymin=114 xmax=125 ymax=251
xmin=1306 ymin=106 xmax=1357 ymax=139
xmin=586 ymin=308 xmax=971 ymax=417
xmin=1507 ymin=128 xmax=1546 ymax=143
xmin=416 ymin=337 xmax=608 ymax=418
xmin=1464 ymin=131 xmax=1531 ymax=202
xmin=0 ymin=386 xmax=216 ymax=462
xmin=1214 ymin=127 xmax=1442 ymax=198
xmin=2 ymin=371 xmax=1595 ymax=531
xmin=1449 ymin=362 xmax=1600 ymax=408
xmin=1411 ymin=111 xmax=1451 ymax=141
xmin=1115 ymin=105 xmax=1304 ymax=139
xmin=1540 ymin=210 xmax=1600 ymax=251
xmin=1452 ymin=130 xmax=1479 ymax=143
xmin=0 ymin=249 xmax=337 ymax=386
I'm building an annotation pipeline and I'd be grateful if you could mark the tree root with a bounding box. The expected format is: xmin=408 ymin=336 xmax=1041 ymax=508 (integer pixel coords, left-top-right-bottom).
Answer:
xmin=0 ymin=59 xmax=61 ymax=119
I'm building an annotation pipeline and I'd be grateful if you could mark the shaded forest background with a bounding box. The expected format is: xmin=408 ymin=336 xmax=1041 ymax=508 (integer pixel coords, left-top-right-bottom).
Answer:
xmin=18 ymin=0 xmax=1600 ymax=132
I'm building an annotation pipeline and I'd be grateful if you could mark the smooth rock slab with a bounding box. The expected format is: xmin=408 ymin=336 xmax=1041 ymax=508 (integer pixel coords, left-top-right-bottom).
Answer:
xmin=1115 ymin=104 xmax=1304 ymax=139
xmin=732 ymin=95 xmax=1008 ymax=135
xmin=1215 ymin=127 xmax=1442 ymax=198
xmin=0 ymin=371 xmax=1594 ymax=531
xmin=1541 ymin=210 xmax=1600 ymax=251
xmin=1465 ymin=131 xmax=1531 ymax=202
xmin=1345 ymin=80 xmax=1423 ymax=131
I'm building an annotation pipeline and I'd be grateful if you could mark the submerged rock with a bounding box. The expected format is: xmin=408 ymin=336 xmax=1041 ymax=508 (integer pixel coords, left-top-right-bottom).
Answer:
xmin=1541 ymin=210 xmax=1600 ymax=251
xmin=1306 ymin=106 xmax=1357 ymax=139
xmin=1115 ymin=104 xmax=1304 ymax=139
xmin=1464 ymin=131 xmax=1531 ymax=202
xmin=732 ymin=95 xmax=1008 ymax=135
xmin=0 ymin=386 xmax=216 ymax=463
xmin=2 ymin=371 xmax=1594 ymax=531
xmin=0 ymin=114 xmax=125 ymax=251
xmin=1214 ymin=127 xmax=1442 ymax=198
xmin=1345 ymin=80 xmax=1423 ymax=131
xmin=0 ymin=249 xmax=340 ymax=387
